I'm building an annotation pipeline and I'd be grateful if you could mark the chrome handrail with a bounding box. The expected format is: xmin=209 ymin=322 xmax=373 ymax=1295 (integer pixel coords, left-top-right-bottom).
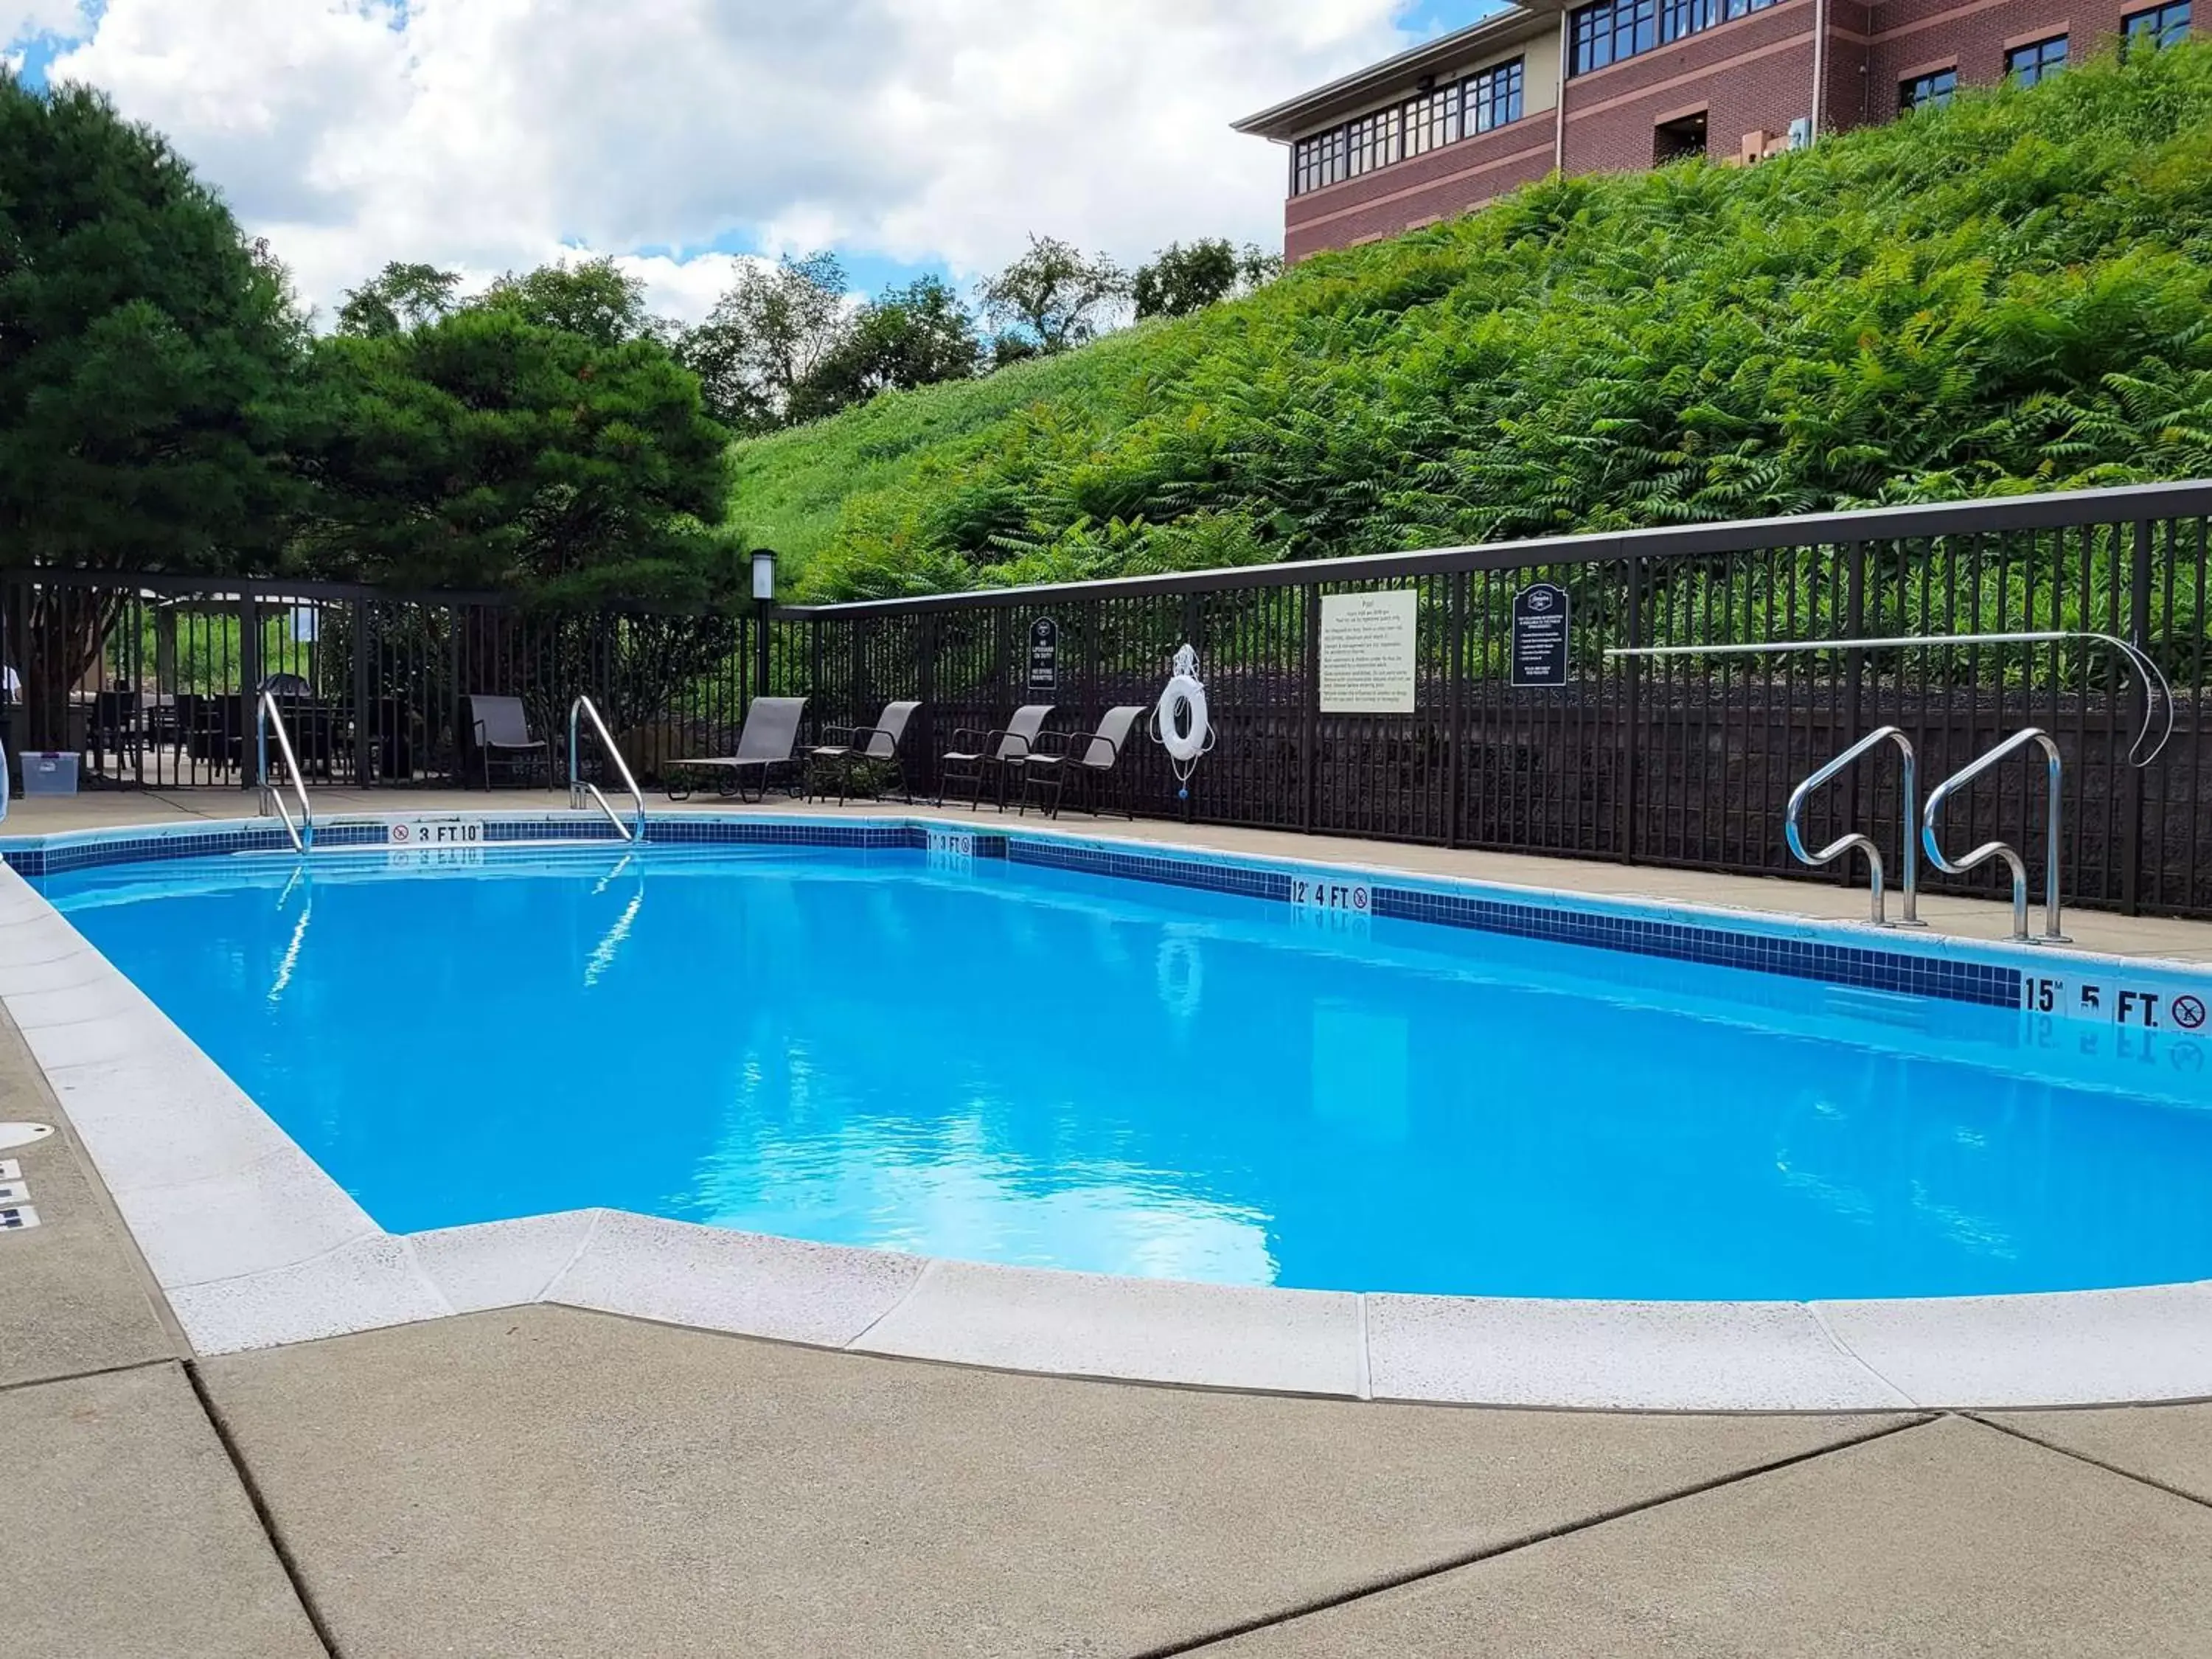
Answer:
xmin=255 ymin=692 xmax=313 ymax=854
xmin=0 ymin=731 xmax=9 ymax=825
xmin=1922 ymin=727 xmax=2069 ymax=945
xmin=568 ymin=696 xmax=647 ymax=843
xmin=1785 ymin=726 xmax=1921 ymax=928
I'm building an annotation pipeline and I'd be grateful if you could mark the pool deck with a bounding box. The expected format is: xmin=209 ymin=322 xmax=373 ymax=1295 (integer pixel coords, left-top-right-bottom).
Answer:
xmin=7 ymin=789 xmax=2212 ymax=1655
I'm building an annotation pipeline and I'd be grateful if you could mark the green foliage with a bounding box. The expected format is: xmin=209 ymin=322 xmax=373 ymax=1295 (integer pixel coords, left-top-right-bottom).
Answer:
xmin=301 ymin=292 xmax=737 ymax=607
xmin=676 ymin=252 xmax=852 ymax=434
xmin=978 ymin=234 xmax=1131 ymax=355
xmin=1132 ymin=239 xmax=1281 ymax=319
xmin=0 ymin=71 xmax=305 ymax=573
xmin=732 ymin=45 xmax=2212 ymax=602
xmin=335 ymin=262 xmax=462 ymax=338
xmin=797 ymin=275 xmax=982 ymax=420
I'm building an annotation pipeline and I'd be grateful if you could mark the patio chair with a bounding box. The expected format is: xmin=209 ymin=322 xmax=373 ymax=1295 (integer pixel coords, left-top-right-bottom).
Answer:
xmin=1021 ymin=706 xmax=1147 ymax=820
xmin=939 ymin=705 xmax=1054 ymax=811
xmin=807 ymin=700 xmax=922 ymax=806
xmin=466 ymin=695 xmax=552 ymax=790
xmin=666 ymin=697 xmax=809 ymax=803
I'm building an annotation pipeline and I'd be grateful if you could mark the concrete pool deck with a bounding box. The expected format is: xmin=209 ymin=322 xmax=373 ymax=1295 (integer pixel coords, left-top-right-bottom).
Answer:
xmin=7 ymin=789 xmax=2212 ymax=1652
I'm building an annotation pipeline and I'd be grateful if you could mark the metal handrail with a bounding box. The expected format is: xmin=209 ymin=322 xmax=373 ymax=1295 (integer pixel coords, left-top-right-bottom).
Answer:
xmin=1922 ymin=727 xmax=2069 ymax=945
xmin=255 ymin=692 xmax=313 ymax=854
xmin=1786 ymin=726 xmax=1921 ymax=928
xmin=568 ymin=696 xmax=647 ymax=843
xmin=0 ymin=732 xmax=9 ymax=825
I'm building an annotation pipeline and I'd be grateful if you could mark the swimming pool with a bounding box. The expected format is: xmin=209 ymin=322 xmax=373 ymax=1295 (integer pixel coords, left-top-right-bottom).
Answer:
xmin=42 ymin=836 xmax=2212 ymax=1303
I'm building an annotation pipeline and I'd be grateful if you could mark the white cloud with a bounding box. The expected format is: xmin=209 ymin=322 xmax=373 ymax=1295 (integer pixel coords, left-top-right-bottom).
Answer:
xmin=29 ymin=0 xmax=1429 ymax=322
xmin=0 ymin=1 xmax=85 ymax=41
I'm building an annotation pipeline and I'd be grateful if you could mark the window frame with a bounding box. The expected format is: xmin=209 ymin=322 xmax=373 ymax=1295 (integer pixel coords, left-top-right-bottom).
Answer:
xmin=1899 ymin=66 xmax=1959 ymax=111
xmin=2004 ymin=32 xmax=2069 ymax=86
xmin=2123 ymin=0 xmax=2191 ymax=50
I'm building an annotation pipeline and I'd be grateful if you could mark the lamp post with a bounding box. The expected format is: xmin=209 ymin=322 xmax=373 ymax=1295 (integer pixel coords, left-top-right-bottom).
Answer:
xmin=751 ymin=549 xmax=778 ymax=700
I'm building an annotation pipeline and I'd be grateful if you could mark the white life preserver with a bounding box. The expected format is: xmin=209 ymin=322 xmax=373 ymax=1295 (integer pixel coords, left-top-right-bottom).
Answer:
xmin=1158 ymin=675 xmax=1209 ymax=765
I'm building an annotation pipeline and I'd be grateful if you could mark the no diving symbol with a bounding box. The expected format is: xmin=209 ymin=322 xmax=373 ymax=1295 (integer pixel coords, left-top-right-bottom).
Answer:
xmin=2175 ymin=995 xmax=2207 ymax=1032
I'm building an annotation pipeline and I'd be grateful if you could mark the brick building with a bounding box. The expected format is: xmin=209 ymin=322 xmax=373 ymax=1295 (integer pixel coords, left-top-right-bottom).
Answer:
xmin=1235 ymin=0 xmax=2198 ymax=262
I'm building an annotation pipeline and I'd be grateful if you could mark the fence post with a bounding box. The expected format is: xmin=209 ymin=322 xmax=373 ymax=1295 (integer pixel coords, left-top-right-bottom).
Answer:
xmin=2124 ymin=517 xmax=2154 ymax=915
xmin=238 ymin=593 xmax=262 ymax=794
xmin=1445 ymin=571 xmax=1465 ymax=849
xmin=1840 ymin=542 xmax=1867 ymax=879
xmin=351 ymin=598 xmax=372 ymax=787
xmin=754 ymin=605 xmax=772 ymax=700
xmin=919 ymin=613 xmax=940 ymax=800
xmin=1301 ymin=583 xmax=1321 ymax=835
xmin=1623 ymin=557 xmax=1644 ymax=864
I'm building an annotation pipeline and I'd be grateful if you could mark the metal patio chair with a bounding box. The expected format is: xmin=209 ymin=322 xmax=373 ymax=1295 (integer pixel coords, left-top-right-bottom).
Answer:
xmin=939 ymin=705 xmax=1053 ymax=811
xmin=666 ymin=696 xmax=809 ymax=803
xmin=467 ymin=695 xmax=551 ymax=790
xmin=807 ymin=700 xmax=921 ymax=806
xmin=1020 ymin=706 xmax=1147 ymax=820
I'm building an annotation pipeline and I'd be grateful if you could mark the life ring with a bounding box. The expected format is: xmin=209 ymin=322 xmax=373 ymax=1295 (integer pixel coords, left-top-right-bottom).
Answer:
xmin=1158 ymin=675 xmax=1209 ymax=765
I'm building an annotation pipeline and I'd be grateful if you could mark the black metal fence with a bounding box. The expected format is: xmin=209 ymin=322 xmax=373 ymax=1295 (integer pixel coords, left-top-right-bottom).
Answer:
xmin=5 ymin=479 xmax=2210 ymax=917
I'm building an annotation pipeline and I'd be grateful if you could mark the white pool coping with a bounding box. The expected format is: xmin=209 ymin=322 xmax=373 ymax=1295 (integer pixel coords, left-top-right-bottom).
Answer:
xmin=7 ymin=813 xmax=2212 ymax=1413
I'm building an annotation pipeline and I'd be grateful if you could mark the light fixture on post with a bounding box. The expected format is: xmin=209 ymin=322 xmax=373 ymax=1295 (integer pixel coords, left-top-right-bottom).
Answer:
xmin=751 ymin=549 xmax=779 ymax=698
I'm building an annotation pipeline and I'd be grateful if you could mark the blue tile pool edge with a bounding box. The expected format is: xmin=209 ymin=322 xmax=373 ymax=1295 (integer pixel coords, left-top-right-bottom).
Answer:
xmin=11 ymin=810 xmax=2205 ymax=1020
xmin=6 ymin=846 xmax=2212 ymax=1407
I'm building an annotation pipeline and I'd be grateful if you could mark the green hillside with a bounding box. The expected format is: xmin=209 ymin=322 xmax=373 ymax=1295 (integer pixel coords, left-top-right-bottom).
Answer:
xmin=733 ymin=44 xmax=2212 ymax=602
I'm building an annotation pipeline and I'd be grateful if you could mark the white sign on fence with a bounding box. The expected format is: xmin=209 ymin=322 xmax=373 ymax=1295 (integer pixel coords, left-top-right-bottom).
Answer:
xmin=1319 ymin=590 xmax=1419 ymax=714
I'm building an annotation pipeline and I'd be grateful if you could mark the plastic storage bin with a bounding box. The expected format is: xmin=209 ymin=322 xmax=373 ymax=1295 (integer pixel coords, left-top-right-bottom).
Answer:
xmin=21 ymin=752 xmax=79 ymax=796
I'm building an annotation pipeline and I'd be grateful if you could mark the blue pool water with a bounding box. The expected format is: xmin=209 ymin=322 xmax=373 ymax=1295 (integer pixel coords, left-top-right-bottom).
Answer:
xmin=44 ymin=845 xmax=2212 ymax=1301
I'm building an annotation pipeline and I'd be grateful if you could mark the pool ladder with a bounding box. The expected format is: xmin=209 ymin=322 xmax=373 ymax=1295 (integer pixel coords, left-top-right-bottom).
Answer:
xmin=255 ymin=692 xmax=314 ymax=854
xmin=1922 ymin=727 xmax=2069 ymax=945
xmin=1791 ymin=725 xmax=2070 ymax=943
xmin=1786 ymin=727 xmax=1922 ymax=928
xmin=568 ymin=697 xmax=647 ymax=844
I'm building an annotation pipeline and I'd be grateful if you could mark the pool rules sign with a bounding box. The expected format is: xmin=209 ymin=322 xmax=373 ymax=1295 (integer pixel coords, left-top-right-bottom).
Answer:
xmin=1511 ymin=582 xmax=1572 ymax=689
xmin=1319 ymin=590 xmax=1419 ymax=714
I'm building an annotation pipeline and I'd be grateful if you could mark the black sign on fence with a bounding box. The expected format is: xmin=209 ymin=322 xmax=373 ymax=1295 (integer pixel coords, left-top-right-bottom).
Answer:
xmin=1029 ymin=616 xmax=1059 ymax=693
xmin=1510 ymin=582 xmax=1571 ymax=689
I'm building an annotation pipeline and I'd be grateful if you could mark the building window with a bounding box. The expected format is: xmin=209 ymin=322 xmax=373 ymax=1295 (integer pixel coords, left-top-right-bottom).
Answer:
xmin=1467 ymin=58 xmax=1525 ymax=133
xmin=2124 ymin=1 xmax=2191 ymax=50
xmin=1289 ymin=55 xmax=1529 ymax=196
xmin=2006 ymin=34 xmax=2068 ymax=86
xmin=1346 ymin=107 xmax=1402 ymax=178
xmin=1570 ymin=0 xmax=1781 ymax=75
xmin=1900 ymin=68 xmax=1959 ymax=111
xmin=1402 ymin=83 xmax=1461 ymax=159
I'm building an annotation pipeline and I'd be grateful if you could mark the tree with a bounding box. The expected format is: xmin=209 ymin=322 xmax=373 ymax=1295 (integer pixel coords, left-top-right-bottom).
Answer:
xmin=0 ymin=72 xmax=307 ymax=742
xmin=302 ymin=286 xmax=734 ymax=606
xmin=795 ymin=275 xmax=980 ymax=418
xmin=978 ymin=234 xmax=1130 ymax=355
xmin=335 ymin=262 xmax=462 ymax=337
xmin=1132 ymin=240 xmax=1281 ymax=319
xmin=480 ymin=258 xmax=664 ymax=349
xmin=676 ymin=253 xmax=852 ymax=432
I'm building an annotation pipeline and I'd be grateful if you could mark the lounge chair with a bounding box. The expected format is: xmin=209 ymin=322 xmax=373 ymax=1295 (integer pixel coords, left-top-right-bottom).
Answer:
xmin=1021 ymin=706 xmax=1147 ymax=820
xmin=807 ymin=700 xmax=921 ymax=805
xmin=467 ymin=695 xmax=551 ymax=790
xmin=665 ymin=697 xmax=808 ymax=803
xmin=939 ymin=705 xmax=1053 ymax=811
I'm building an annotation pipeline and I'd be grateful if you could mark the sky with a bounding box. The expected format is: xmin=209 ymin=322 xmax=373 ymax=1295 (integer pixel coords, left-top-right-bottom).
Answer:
xmin=4 ymin=1 xmax=1506 ymax=324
